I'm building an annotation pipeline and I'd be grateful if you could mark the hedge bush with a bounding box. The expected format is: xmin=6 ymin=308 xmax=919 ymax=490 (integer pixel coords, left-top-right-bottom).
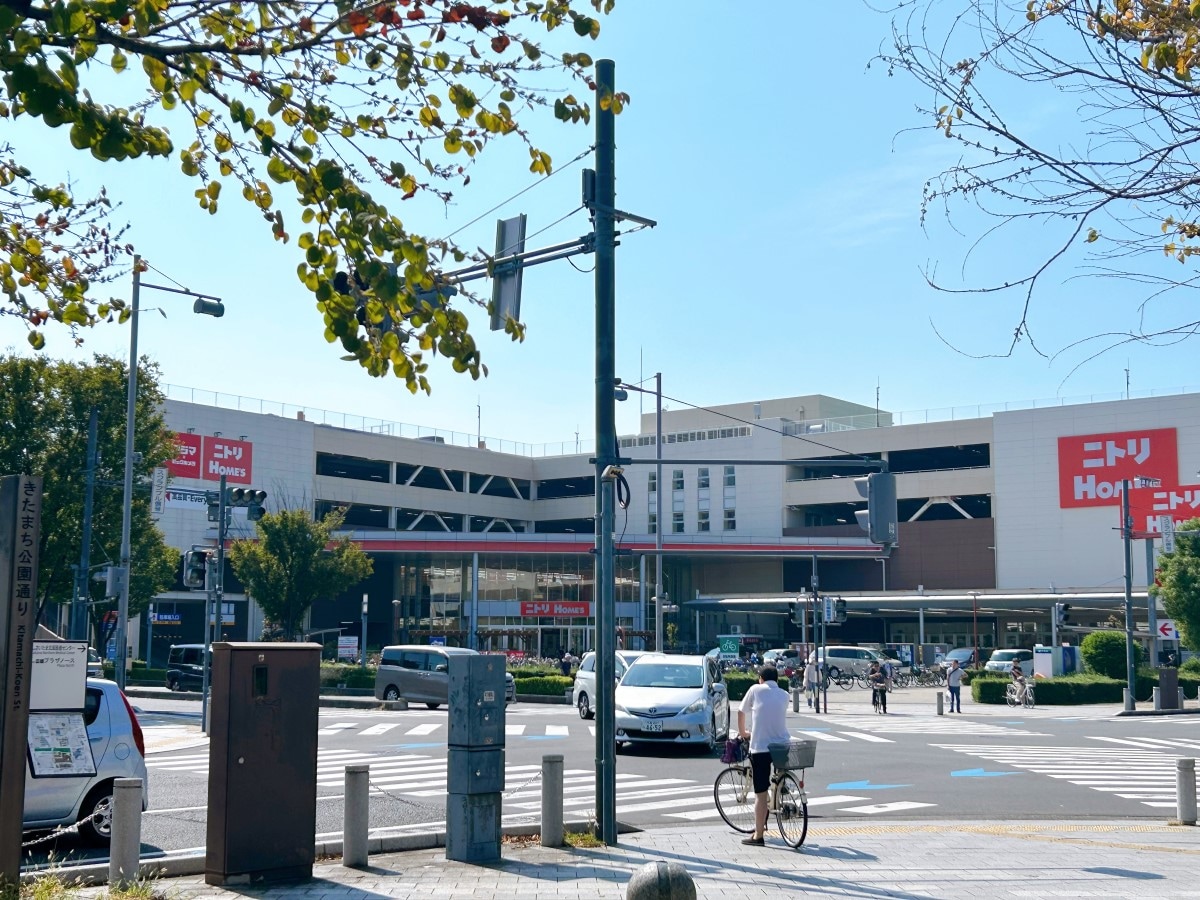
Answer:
xmin=1081 ymin=630 xmax=1143 ymax=679
xmin=319 ymin=662 xmax=375 ymax=689
xmin=514 ymin=675 xmax=573 ymax=696
xmin=970 ymin=670 xmax=1188 ymax=704
xmin=723 ymin=672 xmax=790 ymax=702
xmin=1181 ymin=657 xmax=1200 ymax=676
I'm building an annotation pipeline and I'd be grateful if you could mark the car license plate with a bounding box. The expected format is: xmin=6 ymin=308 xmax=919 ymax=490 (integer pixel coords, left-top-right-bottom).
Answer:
xmin=643 ymin=721 xmax=662 ymax=733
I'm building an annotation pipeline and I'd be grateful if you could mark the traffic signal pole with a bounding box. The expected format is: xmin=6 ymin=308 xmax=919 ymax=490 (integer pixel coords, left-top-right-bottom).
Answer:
xmin=201 ymin=474 xmax=227 ymax=734
xmin=593 ymin=58 xmax=618 ymax=847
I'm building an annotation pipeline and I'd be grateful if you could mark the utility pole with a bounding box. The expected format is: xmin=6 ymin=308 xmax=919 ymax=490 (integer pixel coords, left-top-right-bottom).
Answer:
xmin=201 ymin=474 xmax=227 ymax=733
xmin=654 ymin=372 xmax=663 ymax=652
xmin=1122 ymin=478 xmax=1136 ymax=710
xmin=592 ymin=57 xmax=618 ymax=847
xmin=72 ymin=406 xmax=99 ymax=642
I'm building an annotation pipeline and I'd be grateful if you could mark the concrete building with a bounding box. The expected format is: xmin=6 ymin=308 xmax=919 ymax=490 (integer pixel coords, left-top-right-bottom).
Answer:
xmin=134 ymin=386 xmax=1196 ymax=667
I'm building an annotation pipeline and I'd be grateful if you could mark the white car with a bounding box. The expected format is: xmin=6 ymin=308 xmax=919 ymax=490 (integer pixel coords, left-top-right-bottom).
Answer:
xmin=572 ymin=650 xmax=644 ymax=720
xmin=23 ymin=678 xmax=149 ymax=845
xmin=984 ymin=649 xmax=1034 ymax=674
xmin=614 ymin=653 xmax=731 ymax=752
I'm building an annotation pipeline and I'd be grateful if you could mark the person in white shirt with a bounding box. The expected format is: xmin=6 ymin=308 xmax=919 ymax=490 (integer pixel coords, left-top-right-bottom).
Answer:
xmin=803 ymin=657 xmax=820 ymax=708
xmin=736 ymin=665 xmax=792 ymax=845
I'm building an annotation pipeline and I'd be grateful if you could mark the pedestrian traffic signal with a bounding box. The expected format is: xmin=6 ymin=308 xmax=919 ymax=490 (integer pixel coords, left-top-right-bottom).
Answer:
xmin=227 ymin=487 xmax=267 ymax=521
xmin=183 ymin=550 xmax=209 ymax=590
xmin=790 ymin=601 xmax=803 ymax=625
xmin=834 ymin=597 xmax=847 ymax=624
xmin=854 ymin=472 xmax=899 ymax=545
xmin=1054 ymin=602 xmax=1072 ymax=627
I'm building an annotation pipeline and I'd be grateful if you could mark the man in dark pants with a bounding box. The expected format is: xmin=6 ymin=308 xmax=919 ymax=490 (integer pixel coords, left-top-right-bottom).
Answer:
xmin=869 ymin=662 xmax=888 ymax=714
xmin=946 ymin=658 xmax=964 ymax=713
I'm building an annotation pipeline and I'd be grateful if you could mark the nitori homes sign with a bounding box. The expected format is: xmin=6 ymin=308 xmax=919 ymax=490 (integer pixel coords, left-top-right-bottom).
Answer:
xmin=167 ymin=434 xmax=254 ymax=484
xmin=1057 ymin=428 xmax=1178 ymax=508
xmin=520 ymin=601 xmax=590 ymax=617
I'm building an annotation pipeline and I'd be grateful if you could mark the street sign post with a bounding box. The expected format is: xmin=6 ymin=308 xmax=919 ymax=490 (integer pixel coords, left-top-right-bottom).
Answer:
xmin=1157 ymin=619 xmax=1180 ymax=641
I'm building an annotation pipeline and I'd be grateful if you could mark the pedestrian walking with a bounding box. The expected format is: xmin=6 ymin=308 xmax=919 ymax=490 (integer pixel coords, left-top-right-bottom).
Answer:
xmin=868 ymin=662 xmax=888 ymax=714
xmin=735 ymin=665 xmax=791 ymax=846
xmin=803 ymin=656 xmax=820 ymax=708
xmin=945 ymin=658 xmax=964 ymax=713
xmin=560 ymin=650 xmax=573 ymax=677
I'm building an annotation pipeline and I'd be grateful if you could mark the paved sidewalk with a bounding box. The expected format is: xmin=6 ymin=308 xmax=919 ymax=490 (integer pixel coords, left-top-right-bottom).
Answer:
xmin=70 ymin=820 xmax=1200 ymax=900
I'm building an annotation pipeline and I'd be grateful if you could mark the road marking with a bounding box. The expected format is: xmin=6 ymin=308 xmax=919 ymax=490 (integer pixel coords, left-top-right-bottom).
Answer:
xmin=794 ymin=730 xmax=849 ymax=742
xmin=840 ymin=732 xmax=893 ymax=743
xmin=839 ymin=801 xmax=937 ymax=814
xmin=505 ymin=724 xmax=527 ymax=735
xmin=804 ymin=794 xmax=871 ymax=807
xmin=319 ymin=723 xmax=358 ymax=734
xmin=546 ymin=724 xmax=569 ymax=736
xmin=359 ymin=723 xmax=399 ymax=736
xmin=406 ymin=723 xmax=441 ymax=736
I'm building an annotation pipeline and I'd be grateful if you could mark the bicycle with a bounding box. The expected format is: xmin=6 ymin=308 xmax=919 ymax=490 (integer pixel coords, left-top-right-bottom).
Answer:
xmin=1005 ymin=679 xmax=1035 ymax=708
xmin=714 ymin=738 xmax=813 ymax=848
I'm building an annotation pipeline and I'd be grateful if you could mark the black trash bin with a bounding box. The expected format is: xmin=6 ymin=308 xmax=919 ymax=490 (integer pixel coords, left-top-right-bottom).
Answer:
xmin=1159 ymin=667 xmax=1180 ymax=710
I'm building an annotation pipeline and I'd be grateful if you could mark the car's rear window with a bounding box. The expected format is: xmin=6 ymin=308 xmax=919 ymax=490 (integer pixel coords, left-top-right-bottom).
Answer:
xmin=991 ymin=651 xmax=1022 ymax=661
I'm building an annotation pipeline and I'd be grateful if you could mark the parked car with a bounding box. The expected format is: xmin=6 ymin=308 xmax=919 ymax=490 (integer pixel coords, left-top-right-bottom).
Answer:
xmin=165 ymin=643 xmax=208 ymax=692
xmin=374 ymin=645 xmax=514 ymax=709
xmin=943 ymin=647 xmax=989 ymax=669
xmin=572 ymin=650 xmax=645 ymax=720
xmin=984 ymin=649 xmax=1034 ymax=674
xmin=817 ymin=645 xmax=894 ymax=678
xmin=86 ymin=647 xmax=103 ymax=677
xmin=23 ymin=678 xmax=148 ymax=845
xmin=614 ymin=653 xmax=730 ymax=752
xmin=762 ymin=648 xmax=802 ymax=668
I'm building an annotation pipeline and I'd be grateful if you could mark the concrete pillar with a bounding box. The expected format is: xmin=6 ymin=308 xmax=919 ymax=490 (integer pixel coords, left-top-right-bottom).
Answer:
xmin=936 ymin=691 xmax=944 ymax=716
xmin=343 ymin=764 xmax=370 ymax=867
xmin=1154 ymin=686 xmax=1162 ymax=710
xmin=626 ymin=861 xmax=696 ymax=900
xmin=1178 ymin=758 xmax=1197 ymax=826
xmin=109 ymin=777 xmax=143 ymax=887
xmin=791 ymin=684 xmax=800 ymax=713
xmin=541 ymin=754 xmax=564 ymax=847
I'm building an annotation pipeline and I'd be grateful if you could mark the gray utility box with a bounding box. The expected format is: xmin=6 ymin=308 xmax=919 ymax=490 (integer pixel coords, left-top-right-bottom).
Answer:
xmin=1159 ymin=667 xmax=1180 ymax=709
xmin=448 ymin=654 xmax=507 ymax=748
xmin=446 ymin=654 xmax=506 ymax=862
xmin=205 ymin=642 xmax=321 ymax=886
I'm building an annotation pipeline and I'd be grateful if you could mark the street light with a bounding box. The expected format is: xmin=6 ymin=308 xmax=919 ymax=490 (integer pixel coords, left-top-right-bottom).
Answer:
xmin=968 ymin=591 xmax=981 ymax=668
xmin=361 ymin=593 xmax=369 ymax=668
xmin=114 ymin=255 xmax=223 ymax=690
xmin=616 ymin=374 xmax=663 ymax=650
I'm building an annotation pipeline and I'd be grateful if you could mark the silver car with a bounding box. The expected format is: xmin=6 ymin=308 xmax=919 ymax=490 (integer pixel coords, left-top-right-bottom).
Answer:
xmin=614 ymin=653 xmax=731 ymax=752
xmin=23 ymin=678 xmax=149 ymax=845
xmin=572 ymin=650 xmax=644 ymax=720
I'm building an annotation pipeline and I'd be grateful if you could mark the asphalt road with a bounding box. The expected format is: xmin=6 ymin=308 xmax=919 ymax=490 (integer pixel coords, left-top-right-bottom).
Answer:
xmin=22 ymin=686 xmax=1200 ymax=868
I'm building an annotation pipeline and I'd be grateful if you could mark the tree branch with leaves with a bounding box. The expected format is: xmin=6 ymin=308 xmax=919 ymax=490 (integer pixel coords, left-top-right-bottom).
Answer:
xmin=877 ymin=0 xmax=1200 ymax=371
xmin=1 ymin=0 xmax=620 ymax=390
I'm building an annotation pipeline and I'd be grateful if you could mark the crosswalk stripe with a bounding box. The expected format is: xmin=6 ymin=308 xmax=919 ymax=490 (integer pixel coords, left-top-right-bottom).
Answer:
xmin=841 ymin=732 xmax=893 ymax=743
xmin=795 ymin=730 xmax=848 ymax=742
xmin=506 ymin=724 xmax=527 ymax=735
xmin=319 ymin=723 xmax=358 ymax=734
xmin=359 ymin=723 xmax=399 ymax=736
xmin=546 ymin=725 xmax=569 ymax=736
xmin=839 ymin=801 xmax=937 ymax=814
xmin=406 ymin=723 xmax=441 ymax=736
xmin=805 ymin=794 xmax=871 ymax=807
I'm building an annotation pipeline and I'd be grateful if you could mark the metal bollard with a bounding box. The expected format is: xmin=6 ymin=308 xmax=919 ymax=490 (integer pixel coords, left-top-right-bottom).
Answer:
xmin=541 ymin=754 xmax=564 ymax=847
xmin=1154 ymin=686 xmax=1162 ymax=710
xmin=343 ymin=764 xmax=370 ymax=867
xmin=1181 ymin=686 xmax=1187 ymax=709
xmin=1178 ymin=758 xmax=1197 ymax=826
xmin=1123 ymin=688 xmax=1134 ymax=711
xmin=109 ymin=777 xmax=143 ymax=887
xmin=791 ymin=685 xmax=800 ymax=713
xmin=936 ymin=691 xmax=944 ymax=716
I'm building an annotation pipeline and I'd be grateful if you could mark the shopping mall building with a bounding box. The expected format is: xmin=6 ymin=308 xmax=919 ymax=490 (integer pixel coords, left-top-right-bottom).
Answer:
xmin=134 ymin=386 xmax=1199 ymax=666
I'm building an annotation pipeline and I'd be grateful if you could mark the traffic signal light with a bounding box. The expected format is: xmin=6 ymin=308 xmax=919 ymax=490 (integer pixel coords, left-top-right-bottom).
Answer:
xmin=835 ymin=598 xmax=847 ymax=624
xmin=790 ymin=601 xmax=803 ymax=625
xmin=183 ymin=550 xmax=209 ymax=590
xmin=227 ymin=487 xmax=268 ymax=521
xmin=854 ymin=471 xmax=899 ymax=545
xmin=1055 ymin=603 xmax=1072 ymax=627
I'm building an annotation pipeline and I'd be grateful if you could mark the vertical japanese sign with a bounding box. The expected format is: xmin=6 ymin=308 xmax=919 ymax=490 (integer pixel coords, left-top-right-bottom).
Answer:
xmin=0 ymin=474 xmax=42 ymax=882
xmin=150 ymin=466 xmax=169 ymax=518
xmin=1057 ymin=428 xmax=1178 ymax=508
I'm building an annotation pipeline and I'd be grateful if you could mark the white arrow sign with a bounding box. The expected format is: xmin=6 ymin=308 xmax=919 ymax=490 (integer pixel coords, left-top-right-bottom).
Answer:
xmin=1158 ymin=619 xmax=1179 ymax=640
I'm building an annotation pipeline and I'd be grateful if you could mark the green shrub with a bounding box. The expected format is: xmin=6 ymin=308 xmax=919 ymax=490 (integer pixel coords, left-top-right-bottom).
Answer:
xmin=511 ymin=667 xmax=558 ymax=680
xmin=1180 ymin=656 xmax=1200 ymax=675
xmin=722 ymin=673 xmax=789 ymax=702
xmin=513 ymin=675 xmax=573 ymax=696
xmin=972 ymin=670 xmax=1166 ymax=704
xmin=319 ymin=662 xmax=375 ymax=689
xmin=1081 ymin=630 xmax=1143 ymax=678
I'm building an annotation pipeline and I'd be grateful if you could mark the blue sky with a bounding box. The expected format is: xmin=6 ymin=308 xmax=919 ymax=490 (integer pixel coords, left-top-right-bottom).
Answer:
xmin=4 ymin=3 xmax=1197 ymax=449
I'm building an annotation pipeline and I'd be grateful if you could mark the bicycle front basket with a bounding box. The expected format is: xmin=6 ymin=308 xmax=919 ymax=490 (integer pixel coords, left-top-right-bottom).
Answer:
xmin=768 ymin=739 xmax=817 ymax=771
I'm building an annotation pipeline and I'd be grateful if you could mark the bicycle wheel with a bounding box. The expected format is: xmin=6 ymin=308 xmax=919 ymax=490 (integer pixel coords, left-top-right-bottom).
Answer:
xmin=855 ymin=673 xmax=872 ymax=690
xmin=774 ymin=770 xmax=809 ymax=848
xmin=714 ymin=765 xmax=756 ymax=833
xmin=836 ymin=673 xmax=855 ymax=691
xmin=1005 ymin=685 xmax=1019 ymax=708
xmin=1023 ymin=687 xmax=1035 ymax=709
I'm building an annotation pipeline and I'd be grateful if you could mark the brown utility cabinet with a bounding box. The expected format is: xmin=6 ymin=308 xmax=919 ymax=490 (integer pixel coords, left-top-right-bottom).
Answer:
xmin=205 ymin=642 xmax=321 ymax=885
